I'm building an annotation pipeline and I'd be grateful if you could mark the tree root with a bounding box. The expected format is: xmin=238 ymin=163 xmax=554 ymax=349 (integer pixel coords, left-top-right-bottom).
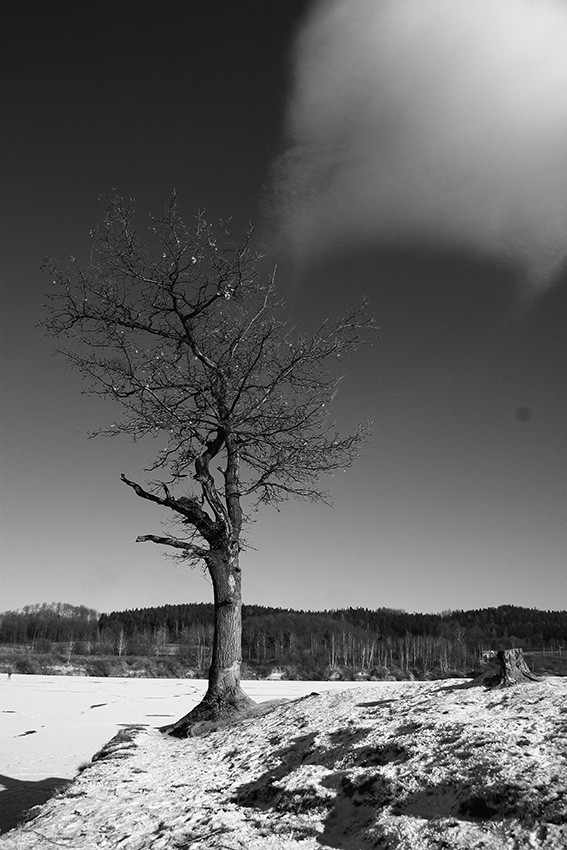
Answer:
xmin=161 ymin=697 xmax=288 ymax=738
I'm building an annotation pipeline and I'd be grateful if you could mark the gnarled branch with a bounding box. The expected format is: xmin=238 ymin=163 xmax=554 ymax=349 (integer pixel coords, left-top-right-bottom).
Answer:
xmin=134 ymin=534 xmax=208 ymax=559
xmin=121 ymin=473 xmax=222 ymax=545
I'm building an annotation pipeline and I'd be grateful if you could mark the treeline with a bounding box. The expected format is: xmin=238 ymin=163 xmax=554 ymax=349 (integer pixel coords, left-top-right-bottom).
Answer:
xmin=98 ymin=603 xmax=567 ymax=677
xmin=98 ymin=602 xmax=567 ymax=647
xmin=1 ymin=602 xmax=565 ymax=679
xmin=0 ymin=602 xmax=99 ymax=649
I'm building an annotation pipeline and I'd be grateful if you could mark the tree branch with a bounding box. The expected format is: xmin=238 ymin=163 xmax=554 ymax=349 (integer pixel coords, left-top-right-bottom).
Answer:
xmin=135 ymin=534 xmax=193 ymax=550
xmin=121 ymin=473 xmax=221 ymax=544
xmin=44 ymin=194 xmax=376 ymax=571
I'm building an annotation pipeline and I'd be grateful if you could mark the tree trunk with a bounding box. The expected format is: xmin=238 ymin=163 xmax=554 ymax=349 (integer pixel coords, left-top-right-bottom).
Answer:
xmin=164 ymin=548 xmax=254 ymax=737
xmin=481 ymin=648 xmax=540 ymax=688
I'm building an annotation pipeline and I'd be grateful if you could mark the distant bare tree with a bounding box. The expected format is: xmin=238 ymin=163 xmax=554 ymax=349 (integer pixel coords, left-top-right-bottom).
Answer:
xmin=116 ymin=629 xmax=126 ymax=658
xmin=43 ymin=194 xmax=375 ymax=735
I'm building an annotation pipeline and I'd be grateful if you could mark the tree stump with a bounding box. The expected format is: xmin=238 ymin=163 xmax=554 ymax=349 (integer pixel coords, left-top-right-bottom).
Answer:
xmin=480 ymin=648 xmax=540 ymax=688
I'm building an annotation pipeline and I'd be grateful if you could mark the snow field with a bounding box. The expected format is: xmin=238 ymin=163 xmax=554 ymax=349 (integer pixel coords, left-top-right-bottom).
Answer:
xmin=1 ymin=676 xmax=566 ymax=848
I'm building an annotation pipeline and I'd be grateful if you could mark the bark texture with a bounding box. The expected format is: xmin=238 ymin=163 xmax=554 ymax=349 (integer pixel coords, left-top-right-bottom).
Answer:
xmin=482 ymin=649 xmax=540 ymax=688
xmin=164 ymin=549 xmax=255 ymax=738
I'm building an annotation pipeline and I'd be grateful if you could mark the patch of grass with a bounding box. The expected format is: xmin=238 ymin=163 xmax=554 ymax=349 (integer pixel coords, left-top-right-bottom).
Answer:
xmin=76 ymin=761 xmax=92 ymax=774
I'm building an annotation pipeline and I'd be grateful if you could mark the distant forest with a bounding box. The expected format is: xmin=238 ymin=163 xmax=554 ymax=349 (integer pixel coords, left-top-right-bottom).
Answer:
xmin=1 ymin=602 xmax=565 ymax=679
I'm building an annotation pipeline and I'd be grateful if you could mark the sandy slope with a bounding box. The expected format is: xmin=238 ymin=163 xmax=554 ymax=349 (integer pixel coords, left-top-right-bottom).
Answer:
xmin=1 ymin=677 xmax=566 ymax=849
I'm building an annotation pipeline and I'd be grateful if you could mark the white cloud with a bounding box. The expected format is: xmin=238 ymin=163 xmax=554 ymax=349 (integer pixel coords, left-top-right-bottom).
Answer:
xmin=274 ymin=0 xmax=567 ymax=289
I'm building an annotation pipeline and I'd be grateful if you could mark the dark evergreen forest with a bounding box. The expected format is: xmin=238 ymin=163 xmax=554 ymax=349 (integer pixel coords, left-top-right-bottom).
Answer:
xmin=1 ymin=602 xmax=565 ymax=679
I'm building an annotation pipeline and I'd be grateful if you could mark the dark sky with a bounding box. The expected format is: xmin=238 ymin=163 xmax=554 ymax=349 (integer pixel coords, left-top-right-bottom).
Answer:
xmin=1 ymin=0 xmax=565 ymax=615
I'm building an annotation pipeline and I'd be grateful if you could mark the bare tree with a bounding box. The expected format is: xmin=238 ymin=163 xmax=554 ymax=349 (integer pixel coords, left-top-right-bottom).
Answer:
xmin=43 ymin=194 xmax=375 ymax=736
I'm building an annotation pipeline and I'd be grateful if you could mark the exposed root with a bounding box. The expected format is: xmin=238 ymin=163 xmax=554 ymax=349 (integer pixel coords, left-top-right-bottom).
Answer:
xmin=162 ymin=688 xmax=258 ymax=738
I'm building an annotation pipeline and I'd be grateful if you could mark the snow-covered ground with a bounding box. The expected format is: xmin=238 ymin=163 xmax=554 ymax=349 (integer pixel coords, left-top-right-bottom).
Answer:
xmin=1 ymin=675 xmax=566 ymax=848
xmin=0 ymin=674 xmax=368 ymax=835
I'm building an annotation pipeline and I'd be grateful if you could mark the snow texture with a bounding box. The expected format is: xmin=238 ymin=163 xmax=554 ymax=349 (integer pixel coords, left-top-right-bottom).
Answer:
xmin=0 ymin=676 xmax=367 ymax=834
xmin=1 ymin=677 xmax=566 ymax=848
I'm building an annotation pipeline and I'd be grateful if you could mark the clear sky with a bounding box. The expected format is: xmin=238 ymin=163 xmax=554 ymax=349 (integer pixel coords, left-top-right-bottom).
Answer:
xmin=1 ymin=0 xmax=565 ymax=616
